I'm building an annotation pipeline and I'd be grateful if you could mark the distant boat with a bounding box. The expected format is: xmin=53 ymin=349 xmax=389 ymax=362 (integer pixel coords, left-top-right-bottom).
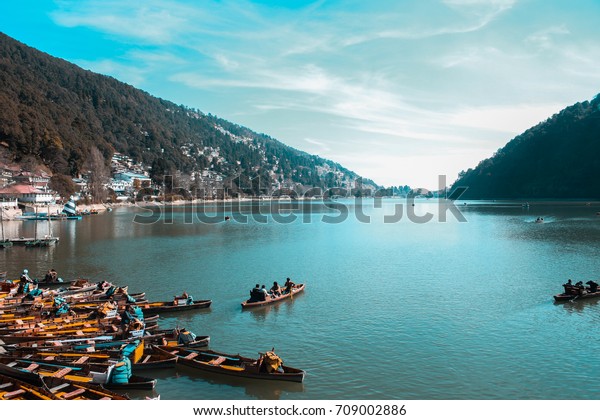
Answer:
xmin=242 ymin=284 xmax=305 ymax=309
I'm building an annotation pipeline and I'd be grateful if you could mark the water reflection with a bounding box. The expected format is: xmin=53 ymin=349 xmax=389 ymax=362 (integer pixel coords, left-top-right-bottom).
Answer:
xmin=244 ymin=294 xmax=306 ymax=323
xmin=555 ymin=297 xmax=600 ymax=313
xmin=175 ymin=364 xmax=304 ymax=400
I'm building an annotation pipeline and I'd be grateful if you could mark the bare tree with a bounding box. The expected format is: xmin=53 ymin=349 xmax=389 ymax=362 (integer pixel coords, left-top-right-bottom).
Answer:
xmin=85 ymin=147 xmax=109 ymax=203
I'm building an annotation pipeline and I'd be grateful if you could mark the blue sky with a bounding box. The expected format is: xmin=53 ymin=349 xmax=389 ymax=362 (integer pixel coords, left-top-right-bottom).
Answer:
xmin=2 ymin=1 xmax=599 ymax=188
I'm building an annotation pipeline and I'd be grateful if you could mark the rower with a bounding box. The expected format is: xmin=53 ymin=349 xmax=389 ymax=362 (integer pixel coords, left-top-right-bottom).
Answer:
xmin=284 ymin=277 xmax=295 ymax=294
xmin=562 ymin=279 xmax=574 ymax=294
xmin=586 ymin=280 xmax=598 ymax=293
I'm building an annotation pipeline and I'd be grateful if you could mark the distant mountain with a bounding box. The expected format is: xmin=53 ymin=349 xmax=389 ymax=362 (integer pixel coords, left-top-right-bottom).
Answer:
xmin=0 ymin=32 xmax=375 ymax=194
xmin=451 ymin=95 xmax=600 ymax=199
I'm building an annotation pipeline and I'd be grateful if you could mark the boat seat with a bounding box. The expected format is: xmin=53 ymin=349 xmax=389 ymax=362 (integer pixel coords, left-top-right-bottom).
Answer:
xmin=24 ymin=363 xmax=39 ymax=372
xmin=6 ymin=362 xmax=17 ymax=367
xmin=44 ymin=356 xmax=55 ymax=360
xmin=142 ymin=355 xmax=152 ymax=363
xmin=3 ymin=389 xmax=26 ymax=399
xmin=52 ymin=367 xmax=72 ymax=378
xmin=208 ymin=356 xmax=226 ymax=366
xmin=62 ymin=387 xmax=86 ymax=399
xmin=74 ymin=356 xmax=89 ymax=364
xmin=0 ymin=382 xmax=13 ymax=389
xmin=49 ymin=383 xmax=71 ymax=393
xmin=184 ymin=352 xmax=199 ymax=360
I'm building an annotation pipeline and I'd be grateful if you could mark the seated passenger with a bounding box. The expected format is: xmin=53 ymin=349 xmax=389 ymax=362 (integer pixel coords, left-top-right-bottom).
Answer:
xmin=563 ymin=279 xmax=574 ymax=294
xmin=250 ymin=284 xmax=264 ymax=302
xmin=270 ymin=281 xmax=281 ymax=297
xmin=261 ymin=284 xmax=269 ymax=299
xmin=284 ymin=277 xmax=296 ymax=294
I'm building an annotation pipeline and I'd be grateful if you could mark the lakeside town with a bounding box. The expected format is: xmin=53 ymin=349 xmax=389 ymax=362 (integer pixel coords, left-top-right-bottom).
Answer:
xmin=0 ymin=149 xmax=422 ymax=221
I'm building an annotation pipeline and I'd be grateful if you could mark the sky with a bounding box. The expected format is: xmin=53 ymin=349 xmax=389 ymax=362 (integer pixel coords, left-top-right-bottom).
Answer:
xmin=1 ymin=1 xmax=600 ymax=189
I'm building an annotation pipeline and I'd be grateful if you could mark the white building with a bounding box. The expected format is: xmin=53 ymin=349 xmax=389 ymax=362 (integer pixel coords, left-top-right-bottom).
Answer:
xmin=0 ymin=184 xmax=56 ymax=204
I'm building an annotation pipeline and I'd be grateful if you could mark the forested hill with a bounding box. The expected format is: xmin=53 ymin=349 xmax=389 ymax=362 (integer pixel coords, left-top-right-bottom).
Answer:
xmin=0 ymin=32 xmax=373 ymax=191
xmin=451 ymin=95 xmax=600 ymax=199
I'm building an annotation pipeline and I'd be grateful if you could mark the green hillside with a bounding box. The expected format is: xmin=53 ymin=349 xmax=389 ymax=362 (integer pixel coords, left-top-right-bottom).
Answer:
xmin=452 ymin=95 xmax=600 ymax=199
xmin=0 ymin=32 xmax=374 ymax=193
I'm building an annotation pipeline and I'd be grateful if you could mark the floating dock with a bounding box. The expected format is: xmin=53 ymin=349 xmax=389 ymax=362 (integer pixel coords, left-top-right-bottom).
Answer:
xmin=4 ymin=237 xmax=59 ymax=246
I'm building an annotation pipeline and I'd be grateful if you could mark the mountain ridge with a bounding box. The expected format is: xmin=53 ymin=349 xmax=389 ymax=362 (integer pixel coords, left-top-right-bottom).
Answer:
xmin=0 ymin=32 xmax=376 ymax=195
xmin=451 ymin=94 xmax=600 ymax=199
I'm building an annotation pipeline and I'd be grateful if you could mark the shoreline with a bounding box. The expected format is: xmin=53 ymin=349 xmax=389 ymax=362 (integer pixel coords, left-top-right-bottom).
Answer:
xmin=3 ymin=197 xmax=599 ymax=220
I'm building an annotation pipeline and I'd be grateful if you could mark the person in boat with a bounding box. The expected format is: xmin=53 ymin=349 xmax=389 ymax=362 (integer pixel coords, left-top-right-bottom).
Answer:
xmin=18 ymin=269 xmax=33 ymax=294
xmin=575 ymin=281 xmax=585 ymax=296
xmin=20 ymin=268 xmax=32 ymax=283
xmin=586 ymin=280 xmax=598 ymax=293
xmin=261 ymin=284 xmax=270 ymax=299
xmin=120 ymin=304 xmax=134 ymax=325
xmin=43 ymin=268 xmax=58 ymax=283
xmin=563 ymin=279 xmax=574 ymax=294
xmin=250 ymin=284 xmax=265 ymax=302
xmin=270 ymin=281 xmax=282 ymax=297
xmin=284 ymin=278 xmax=296 ymax=294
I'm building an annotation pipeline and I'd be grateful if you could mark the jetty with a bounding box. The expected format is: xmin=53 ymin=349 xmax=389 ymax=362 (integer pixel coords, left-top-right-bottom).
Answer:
xmin=5 ymin=236 xmax=59 ymax=246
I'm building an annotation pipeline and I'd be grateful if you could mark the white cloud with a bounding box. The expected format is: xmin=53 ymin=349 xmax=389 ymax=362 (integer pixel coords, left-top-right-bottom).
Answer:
xmin=45 ymin=0 xmax=600 ymax=187
xmin=52 ymin=1 xmax=194 ymax=44
xmin=526 ymin=25 xmax=570 ymax=50
xmin=446 ymin=103 xmax=564 ymax=134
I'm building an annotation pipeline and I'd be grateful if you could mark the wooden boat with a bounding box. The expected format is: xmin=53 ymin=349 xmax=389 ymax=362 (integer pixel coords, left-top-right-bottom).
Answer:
xmin=129 ymin=348 xmax=177 ymax=371
xmin=0 ymin=355 xmax=157 ymax=390
xmin=42 ymin=376 xmax=129 ymax=400
xmin=4 ymin=331 xmax=167 ymax=353
xmin=0 ymin=371 xmax=58 ymax=400
xmin=0 ymin=311 xmax=94 ymax=328
xmin=0 ymin=362 xmax=128 ymax=399
xmin=241 ymin=283 xmax=305 ymax=308
xmin=554 ymin=281 xmax=600 ymax=302
xmin=554 ymin=290 xmax=600 ymax=302
xmin=1 ymin=334 xmax=119 ymax=351
xmin=152 ymin=328 xmax=210 ymax=348
xmin=0 ymin=315 xmax=126 ymax=334
xmin=138 ymin=299 xmax=212 ymax=315
xmin=152 ymin=345 xmax=305 ymax=383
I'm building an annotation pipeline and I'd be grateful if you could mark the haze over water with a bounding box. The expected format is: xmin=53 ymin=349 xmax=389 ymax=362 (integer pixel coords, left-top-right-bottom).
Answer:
xmin=2 ymin=199 xmax=600 ymax=399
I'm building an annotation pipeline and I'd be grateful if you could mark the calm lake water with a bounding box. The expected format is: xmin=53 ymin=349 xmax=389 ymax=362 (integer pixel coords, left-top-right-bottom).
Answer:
xmin=2 ymin=199 xmax=600 ymax=400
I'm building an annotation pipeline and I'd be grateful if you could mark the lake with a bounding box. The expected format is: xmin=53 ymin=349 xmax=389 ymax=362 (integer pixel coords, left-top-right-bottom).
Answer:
xmin=2 ymin=199 xmax=600 ymax=400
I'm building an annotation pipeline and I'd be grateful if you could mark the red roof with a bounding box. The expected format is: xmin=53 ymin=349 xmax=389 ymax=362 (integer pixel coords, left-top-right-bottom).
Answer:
xmin=0 ymin=184 xmax=46 ymax=195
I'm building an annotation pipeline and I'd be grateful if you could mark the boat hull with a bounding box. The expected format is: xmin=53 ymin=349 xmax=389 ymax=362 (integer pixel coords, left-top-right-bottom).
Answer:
xmin=139 ymin=300 xmax=212 ymax=315
xmin=241 ymin=284 xmax=305 ymax=309
xmin=153 ymin=345 xmax=305 ymax=383
xmin=554 ymin=291 xmax=600 ymax=302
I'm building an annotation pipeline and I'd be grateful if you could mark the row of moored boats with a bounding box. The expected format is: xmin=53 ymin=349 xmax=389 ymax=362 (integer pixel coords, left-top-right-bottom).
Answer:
xmin=0 ymin=271 xmax=306 ymax=400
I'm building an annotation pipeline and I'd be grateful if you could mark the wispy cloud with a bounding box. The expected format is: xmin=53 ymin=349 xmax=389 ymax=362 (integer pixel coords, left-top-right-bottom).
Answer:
xmin=51 ymin=0 xmax=196 ymax=44
xmin=44 ymin=0 xmax=600 ymax=186
xmin=526 ymin=25 xmax=570 ymax=50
